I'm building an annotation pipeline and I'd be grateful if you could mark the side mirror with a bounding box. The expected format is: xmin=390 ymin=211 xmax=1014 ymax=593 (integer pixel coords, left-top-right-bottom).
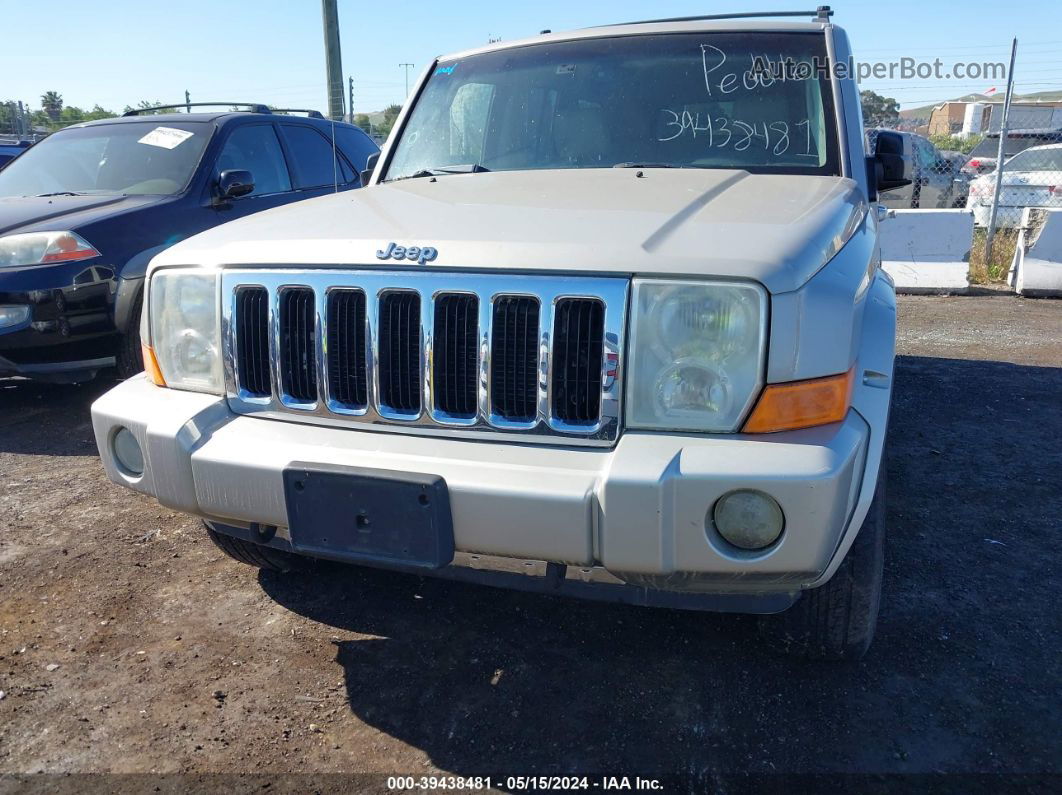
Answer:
xmin=361 ymin=152 xmax=380 ymax=185
xmin=216 ymin=169 xmax=254 ymax=202
xmin=868 ymin=131 xmax=912 ymax=200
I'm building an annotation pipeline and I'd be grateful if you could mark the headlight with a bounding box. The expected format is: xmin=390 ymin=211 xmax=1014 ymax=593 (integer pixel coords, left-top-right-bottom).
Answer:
xmin=0 ymin=305 xmax=31 ymax=329
xmin=0 ymin=231 xmax=100 ymax=267
xmin=149 ymin=268 xmax=222 ymax=394
xmin=626 ymin=279 xmax=767 ymax=432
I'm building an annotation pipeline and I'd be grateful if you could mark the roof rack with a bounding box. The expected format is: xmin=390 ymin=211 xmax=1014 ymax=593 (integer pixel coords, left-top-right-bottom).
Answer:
xmin=272 ymin=108 xmax=326 ymax=119
xmin=605 ymin=5 xmax=833 ymax=27
xmin=122 ymin=102 xmax=272 ymax=116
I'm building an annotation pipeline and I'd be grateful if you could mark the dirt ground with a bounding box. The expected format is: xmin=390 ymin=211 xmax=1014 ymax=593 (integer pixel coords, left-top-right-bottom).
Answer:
xmin=1 ymin=295 xmax=1059 ymax=792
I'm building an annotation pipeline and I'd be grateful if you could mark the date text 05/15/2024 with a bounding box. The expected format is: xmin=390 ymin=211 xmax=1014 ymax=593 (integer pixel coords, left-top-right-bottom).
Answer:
xmin=386 ymin=775 xmax=664 ymax=791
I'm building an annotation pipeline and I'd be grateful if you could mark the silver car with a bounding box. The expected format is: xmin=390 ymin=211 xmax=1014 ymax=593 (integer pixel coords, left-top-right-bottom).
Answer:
xmin=90 ymin=9 xmax=908 ymax=659
xmin=967 ymin=143 xmax=1062 ymax=227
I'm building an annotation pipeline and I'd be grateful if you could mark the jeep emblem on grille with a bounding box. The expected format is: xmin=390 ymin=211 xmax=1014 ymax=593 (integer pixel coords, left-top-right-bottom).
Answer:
xmin=376 ymin=242 xmax=438 ymax=265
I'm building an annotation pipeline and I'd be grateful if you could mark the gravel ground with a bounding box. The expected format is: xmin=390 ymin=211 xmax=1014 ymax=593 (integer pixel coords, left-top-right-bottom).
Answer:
xmin=0 ymin=295 xmax=1059 ymax=792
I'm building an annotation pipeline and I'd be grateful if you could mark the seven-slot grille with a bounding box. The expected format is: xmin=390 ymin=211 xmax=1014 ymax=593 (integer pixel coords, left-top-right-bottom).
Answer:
xmin=224 ymin=270 xmax=627 ymax=445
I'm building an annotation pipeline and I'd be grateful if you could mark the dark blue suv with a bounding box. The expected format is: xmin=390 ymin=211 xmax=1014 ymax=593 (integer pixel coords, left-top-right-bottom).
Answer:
xmin=0 ymin=103 xmax=378 ymax=382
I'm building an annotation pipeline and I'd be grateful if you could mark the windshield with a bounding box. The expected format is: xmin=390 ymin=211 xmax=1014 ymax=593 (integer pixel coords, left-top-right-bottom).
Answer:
xmin=0 ymin=121 xmax=210 ymax=197
xmin=1003 ymin=147 xmax=1062 ymax=172
xmin=385 ymin=32 xmax=839 ymax=181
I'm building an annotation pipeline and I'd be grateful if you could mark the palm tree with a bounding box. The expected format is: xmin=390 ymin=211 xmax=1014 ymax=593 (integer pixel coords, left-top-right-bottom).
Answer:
xmin=40 ymin=91 xmax=63 ymax=122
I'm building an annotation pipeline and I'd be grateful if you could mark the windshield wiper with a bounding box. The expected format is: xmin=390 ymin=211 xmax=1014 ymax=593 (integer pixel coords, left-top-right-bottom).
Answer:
xmin=613 ymin=162 xmax=679 ymax=169
xmin=35 ymin=191 xmax=90 ymax=197
xmin=432 ymin=163 xmax=491 ymax=174
xmin=389 ymin=163 xmax=491 ymax=182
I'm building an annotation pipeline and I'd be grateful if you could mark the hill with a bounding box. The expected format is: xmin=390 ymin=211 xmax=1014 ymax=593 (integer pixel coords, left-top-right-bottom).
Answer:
xmin=899 ymin=89 xmax=1062 ymax=120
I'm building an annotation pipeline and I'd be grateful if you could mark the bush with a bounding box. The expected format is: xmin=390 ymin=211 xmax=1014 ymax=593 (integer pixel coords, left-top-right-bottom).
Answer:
xmin=969 ymin=227 xmax=1019 ymax=283
xmin=929 ymin=133 xmax=983 ymax=154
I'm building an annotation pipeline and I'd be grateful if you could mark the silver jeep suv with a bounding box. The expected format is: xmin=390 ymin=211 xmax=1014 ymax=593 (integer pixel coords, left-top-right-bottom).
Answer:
xmin=91 ymin=7 xmax=910 ymax=659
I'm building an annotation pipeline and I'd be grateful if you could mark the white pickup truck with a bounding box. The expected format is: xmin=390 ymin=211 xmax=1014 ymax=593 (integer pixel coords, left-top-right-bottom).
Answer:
xmin=91 ymin=7 xmax=912 ymax=659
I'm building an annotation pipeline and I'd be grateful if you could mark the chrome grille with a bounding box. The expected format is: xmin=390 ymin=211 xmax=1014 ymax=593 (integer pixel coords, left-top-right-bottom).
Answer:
xmin=222 ymin=270 xmax=628 ymax=446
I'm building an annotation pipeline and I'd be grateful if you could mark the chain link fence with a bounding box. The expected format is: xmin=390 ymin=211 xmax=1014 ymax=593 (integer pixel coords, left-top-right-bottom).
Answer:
xmin=869 ymin=100 xmax=1062 ymax=283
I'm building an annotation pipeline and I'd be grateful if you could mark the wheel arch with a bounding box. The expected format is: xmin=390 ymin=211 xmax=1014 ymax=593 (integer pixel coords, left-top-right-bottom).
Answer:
xmin=114 ymin=244 xmax=171 ymax=332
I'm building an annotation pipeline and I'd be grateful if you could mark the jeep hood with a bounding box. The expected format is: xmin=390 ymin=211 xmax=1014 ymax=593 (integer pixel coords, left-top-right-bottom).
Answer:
xmin=155 ymin=169 xmax=867 ymax=294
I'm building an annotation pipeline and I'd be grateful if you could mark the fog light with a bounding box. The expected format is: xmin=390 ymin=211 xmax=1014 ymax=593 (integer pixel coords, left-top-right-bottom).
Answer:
xmin=113 ymin=427 xmax=144 ymax=476
xmin=0 ymin=305 xmax=31 ymax=329
xmin=712 ymin=489 xmax=784 ymax=550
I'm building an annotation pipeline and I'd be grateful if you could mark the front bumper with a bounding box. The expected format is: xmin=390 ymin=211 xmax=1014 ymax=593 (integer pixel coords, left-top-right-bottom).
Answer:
xmin=0 ymin=259 xmax=119 ymax=379
xmin=92 ymin=376 xmax=877 ymax=599
xmin=0 ymin=352 xmax=115 ymax=382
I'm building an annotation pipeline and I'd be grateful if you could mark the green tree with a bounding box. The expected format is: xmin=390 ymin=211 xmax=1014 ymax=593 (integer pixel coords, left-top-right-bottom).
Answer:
xmin=122 ymin=100 xmax=166 ymax=115
xmin=59 ymin=105 xmax=84 ymax=124
xmin=377 ymin=103 xmax=402 ymax=136
xmin=50 ymin=105 xmax=115 ymax=127
xmin=84 ymin=104 xmax=117 ymax=121
xmin=40 ymin=90 xmax=63 ymax=122
xmin=860 ymin=90 xmax=900 ymax=127
xmin=354 ymin=113 xmax=371 ymax=133
xmin=9 ymin=100 xmax=116 ymax=133
xmin=0 ymin=101 xmax=17 ymax=135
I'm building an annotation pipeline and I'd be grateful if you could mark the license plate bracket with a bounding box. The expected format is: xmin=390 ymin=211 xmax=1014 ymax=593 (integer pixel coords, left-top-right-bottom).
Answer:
xmin=283 ymin=463 xmax=454 ymax=569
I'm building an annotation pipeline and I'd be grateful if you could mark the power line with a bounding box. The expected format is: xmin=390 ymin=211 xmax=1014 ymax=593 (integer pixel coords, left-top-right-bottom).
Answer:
xmin=858 ymin=39 xmax=1062 ymax=54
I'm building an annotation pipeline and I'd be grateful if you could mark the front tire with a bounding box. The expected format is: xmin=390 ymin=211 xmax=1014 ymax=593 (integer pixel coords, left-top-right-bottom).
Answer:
xmin=764 ymin=473 xmax=886 ymax=660
xmin=205 ymin=524 xmax=306 ymax=573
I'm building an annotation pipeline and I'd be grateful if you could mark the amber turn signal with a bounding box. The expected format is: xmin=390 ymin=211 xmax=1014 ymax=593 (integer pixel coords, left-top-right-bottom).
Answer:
xmin=142 ymin=344 xmax=167 ymax=387
xmin=742 ymin=369 xmax=854 ymax=433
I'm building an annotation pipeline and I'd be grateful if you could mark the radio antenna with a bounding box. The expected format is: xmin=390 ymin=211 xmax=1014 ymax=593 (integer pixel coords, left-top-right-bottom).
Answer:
xmin=331 ymin=115 xmax=339 ymax=193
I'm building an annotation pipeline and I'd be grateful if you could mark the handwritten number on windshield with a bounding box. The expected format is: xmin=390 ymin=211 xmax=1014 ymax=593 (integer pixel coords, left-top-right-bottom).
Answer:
xmin=673 ymin=43 xmax=821 ymax=161
xmin=658 ymin=109 xmax=811 ymax=158
xmin=769 ymin=122 xmax=790 ymax=156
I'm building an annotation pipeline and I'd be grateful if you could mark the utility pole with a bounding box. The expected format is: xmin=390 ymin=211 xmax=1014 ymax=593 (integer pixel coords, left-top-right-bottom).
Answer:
xmin=321 ymin=0 xmax=345 ymax=121
xmin=348 ymin=76 xmax=354 ymax=124
xmin=399 ymin=63 xmax=414 ymax=99
xmin=185 ymin=90 xmax=191 ymax=113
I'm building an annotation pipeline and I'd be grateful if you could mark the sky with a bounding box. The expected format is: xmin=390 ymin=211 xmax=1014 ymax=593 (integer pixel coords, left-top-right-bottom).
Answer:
xmin=1 ymin=0 xmax=1060 ymax=121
